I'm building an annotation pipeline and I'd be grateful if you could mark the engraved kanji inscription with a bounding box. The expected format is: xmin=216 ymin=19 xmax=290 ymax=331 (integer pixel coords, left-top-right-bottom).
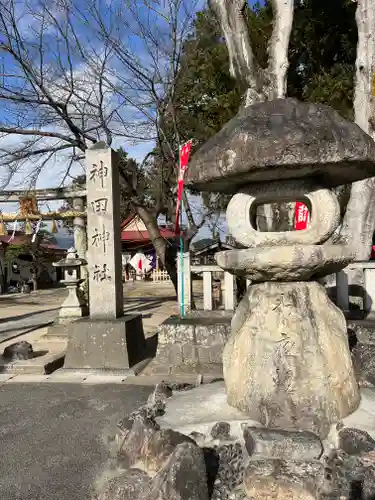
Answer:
xmin=89 ymin=161 xmax=108 ymax=188
xmin=93 ymin=264 xmax=111 ymax=282
xmin=91 ymin=197 xmax=108 ymax=213
xmin=91 ymin=225 xmax=110 ymax=253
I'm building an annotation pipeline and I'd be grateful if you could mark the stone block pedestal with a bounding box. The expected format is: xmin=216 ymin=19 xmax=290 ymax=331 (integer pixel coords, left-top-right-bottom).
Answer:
xmin=63 ymin=314 xmax=147 ymax=374
xmin=152 ymin=311 xmax=231 ymax=375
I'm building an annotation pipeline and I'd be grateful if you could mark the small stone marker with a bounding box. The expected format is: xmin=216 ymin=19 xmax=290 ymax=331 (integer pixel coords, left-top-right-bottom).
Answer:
xmin=86 ymin=142 xmax=123 ymax=318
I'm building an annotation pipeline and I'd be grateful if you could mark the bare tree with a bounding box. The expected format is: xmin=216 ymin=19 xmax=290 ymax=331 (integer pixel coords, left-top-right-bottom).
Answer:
xmin=0 ymin=0 xmax=218 ymax=292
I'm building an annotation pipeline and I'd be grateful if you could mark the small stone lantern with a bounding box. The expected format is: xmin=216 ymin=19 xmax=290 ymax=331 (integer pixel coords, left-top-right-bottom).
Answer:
xmin=53 ymin=247 xmax=88 ymax=322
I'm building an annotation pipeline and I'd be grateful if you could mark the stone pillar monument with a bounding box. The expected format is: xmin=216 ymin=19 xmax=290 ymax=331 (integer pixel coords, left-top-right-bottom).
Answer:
xmin=64 ymin=143 xmax=146 ymax=374
xmin=85 ymin=144 xmax=123 ymax=318
xmin=186 ymin=98 xmax=375 ymax=438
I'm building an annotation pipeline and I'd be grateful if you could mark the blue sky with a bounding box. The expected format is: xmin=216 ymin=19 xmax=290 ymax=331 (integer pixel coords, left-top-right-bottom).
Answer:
xmin=0 ymin=0 xmax=236 ymax=241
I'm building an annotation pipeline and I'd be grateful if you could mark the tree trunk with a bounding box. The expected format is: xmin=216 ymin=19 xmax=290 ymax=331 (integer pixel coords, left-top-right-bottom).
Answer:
xmin=209 ymin=0 xmax=264 ymax=101
xmin=268 ymin=0 xmax=294 ymax=99
xmin=134 ymin=205 xmax=178 ymax=294
xmin=338 ymin=0 xmax=375 ymax=260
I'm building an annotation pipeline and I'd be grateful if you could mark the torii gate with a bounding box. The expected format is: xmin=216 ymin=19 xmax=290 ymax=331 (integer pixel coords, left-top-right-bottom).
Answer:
xmin=0 ymin=187 xmax=87 ymax=261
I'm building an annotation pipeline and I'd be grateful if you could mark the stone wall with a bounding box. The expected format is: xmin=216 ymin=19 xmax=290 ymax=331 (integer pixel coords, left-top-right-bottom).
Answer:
xmin=151 ymin=312 xmax=232 ymax=375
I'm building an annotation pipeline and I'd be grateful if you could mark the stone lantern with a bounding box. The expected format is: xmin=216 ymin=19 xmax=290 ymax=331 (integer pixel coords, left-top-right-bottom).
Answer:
xmin=186 ymin=98 xmax=375 ymax=438
xmin=53 ymin=247 xmax=88 ymax=322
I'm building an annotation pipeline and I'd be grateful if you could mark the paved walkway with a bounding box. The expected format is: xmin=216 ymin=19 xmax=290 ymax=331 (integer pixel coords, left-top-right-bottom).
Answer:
xmin=0 ymin=282 xmax=177 ymax=346
xmin=0 ymin=283 xmax=178 ymax=498
xmin=0 ymin=382 xmax=152 ymax=500
xmin=0 ymin=289 xmax=66 ymax=343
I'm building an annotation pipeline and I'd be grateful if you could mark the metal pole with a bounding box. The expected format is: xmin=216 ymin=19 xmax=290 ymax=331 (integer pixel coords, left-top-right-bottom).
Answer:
xmin=180 ymin=198 xmax=184 ymax=317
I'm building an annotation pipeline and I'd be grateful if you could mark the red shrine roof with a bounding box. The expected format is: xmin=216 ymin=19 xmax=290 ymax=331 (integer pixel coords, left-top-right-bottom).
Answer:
xmin=0 ymin=233 xmax=66 ymax=253
xmin=121 ymin=214 xmax=179 ymax=242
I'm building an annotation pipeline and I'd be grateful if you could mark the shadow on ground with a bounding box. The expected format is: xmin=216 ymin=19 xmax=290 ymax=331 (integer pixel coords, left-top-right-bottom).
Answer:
xmin=0 ymin=308 xmax=61 ymax=324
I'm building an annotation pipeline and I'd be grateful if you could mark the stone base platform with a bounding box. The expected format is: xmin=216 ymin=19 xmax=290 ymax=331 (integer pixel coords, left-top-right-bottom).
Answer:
xmin=156 ymin=381 xmax=260 ymax=439
xmin=63 ymin=314 xmax=148 ymax=374
xmin=156 ymin=381 xmax=375 ymax=444
xmin=101 ymin=381 xmax=375 ymax=500
xmin=146 ymin=311 xmax=231 ymax=376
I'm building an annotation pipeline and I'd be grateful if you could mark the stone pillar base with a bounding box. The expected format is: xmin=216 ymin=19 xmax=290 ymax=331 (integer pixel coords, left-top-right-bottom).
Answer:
xmin=223 ymin=281 xmax=360 ymax=438
xmin=63 ymin=314 xmax=147 ymax=374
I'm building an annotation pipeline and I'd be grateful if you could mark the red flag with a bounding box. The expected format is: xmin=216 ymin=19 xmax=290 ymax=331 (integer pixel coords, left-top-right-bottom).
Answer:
xmin=177 ymin=179 xmax=184 ymax=201
xmin=138 ymin=258 xmax=142 ymax=271
xmin=175 ymin=141 xmax=192 ymax=233
xmin=179 ymin=140 xmax=192 ymax=175
xmin=294 ymin=201 xmax=309 ymax=230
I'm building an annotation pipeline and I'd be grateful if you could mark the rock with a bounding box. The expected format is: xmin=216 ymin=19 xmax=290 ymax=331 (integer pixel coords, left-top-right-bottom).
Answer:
xmin=3 ymin=341 xmax=33 ymax=361
xmin=117 ymin=416 xmax=159 ymax=468
xmin=190 ymin=431 xmax=206 ymax=444
xmin=117 ymin=407 xmax=195 ymax=472
xmin=223 ymin=281 xmax=360 ymax=439
xmin=339 ymin=428 xmax=375 ymax=456
xmin=243 ymin=427 xmax=323 ymax=460
xmin=143 ymin=428 xmax=196 ymax=472
xmin=211 ymin=422 xmax=231 ymax=440
xmin=97 ymin=468 xmax=151 ymax=500
xmin=347 ymin=322 xmax=375 ymax=345
xmin=216 ymin=245 xmax=353 ymax=282
xmin=168 ymin=382 xmax=196 ymax=392
xmin=325 ymin=449 xmax=375 ymax=499
xmin=129 ymin=401 xmax=166 ymax=422
xmin=352 ymin=343 xmax=375 ymax=387
xmin=185 ymin=98 xmax=375 ymax=193
xmin=243 ymin=459 xmax=324 ymax=500
xmin=147 ymin=382 xmax=173 ymax=406
xmin=146 ymin=442 xmax=209 ymax=500
xmin=244 ymin=476 xmax=316 ymax=500
xmin=227 ymin=489 xmax=248 ymax=500
xmin=117 ymin=400 xmax=163 ymax=439
xmin=211 ymin=442 xmax=246 ymax=500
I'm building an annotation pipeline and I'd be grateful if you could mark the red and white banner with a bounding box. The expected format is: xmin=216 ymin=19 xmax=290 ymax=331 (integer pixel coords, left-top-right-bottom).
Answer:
xmin=129 ymin=252 xmax=152 ymax=274
xmin=175 ymin=140 xmax=192 ymax=234
xmin=294 ymin=201 xmax=309 ymax=230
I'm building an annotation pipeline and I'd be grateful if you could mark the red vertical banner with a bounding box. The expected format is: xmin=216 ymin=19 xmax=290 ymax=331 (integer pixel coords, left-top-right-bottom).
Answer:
xmin=294 ymin=201 xmax=309 ymax=230
xmin=175 ymin=140 xmax=192 ymax=234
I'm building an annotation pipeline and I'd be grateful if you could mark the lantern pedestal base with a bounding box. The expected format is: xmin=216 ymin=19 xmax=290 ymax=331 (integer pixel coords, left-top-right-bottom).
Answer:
xmin=223 ymin=281 xmax=360 ymax=438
